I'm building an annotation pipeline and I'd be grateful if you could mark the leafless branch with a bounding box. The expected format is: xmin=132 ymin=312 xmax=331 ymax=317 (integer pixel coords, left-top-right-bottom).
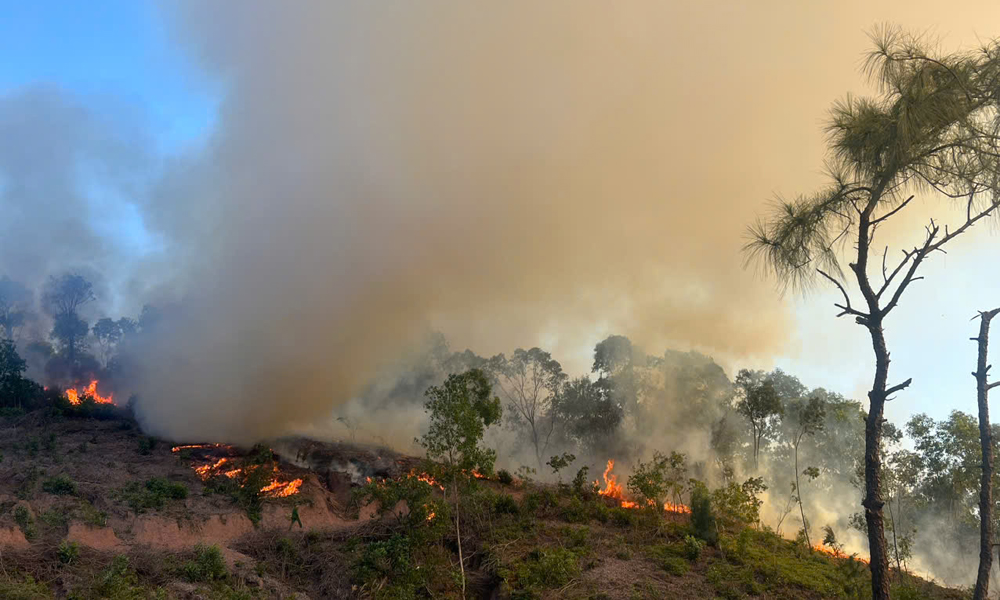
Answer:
xmin=885 ymin=378 xmax=913 ymax=400
xmin=817 ymin=269 xmax=869 ymax=319
xmin=871 ymin=195 xmax=915 ymax=225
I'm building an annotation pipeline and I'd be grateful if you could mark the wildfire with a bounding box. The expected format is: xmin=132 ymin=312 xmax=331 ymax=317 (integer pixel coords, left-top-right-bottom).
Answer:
xmin=595 ymin=460 xmax=626 ymax=501
xmin=172 ymin=444 xmax=226 ymax=453
xmin=183 ymin=446 xmax=302 ymax=498
xmin=408 ymin=470 xmax=445 ymax=491
xmin=664 ymin=501 xmax=692 ymax=515
xmin=812 ymin=543 xmax=869 ymax=564
xmin=65 ymin=380 xmax=113 ymax=406
xmin=595 ymin=459 xmax=692 ymax=515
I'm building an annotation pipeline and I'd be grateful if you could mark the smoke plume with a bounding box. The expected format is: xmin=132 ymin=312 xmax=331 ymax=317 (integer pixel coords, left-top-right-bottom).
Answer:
xmin=132 ymin=2 xmax=803 ymax=442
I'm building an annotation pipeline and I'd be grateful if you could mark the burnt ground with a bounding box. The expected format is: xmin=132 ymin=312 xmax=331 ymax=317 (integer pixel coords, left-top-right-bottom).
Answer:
xmin=0 ymin=410 xmax=972 ymax=599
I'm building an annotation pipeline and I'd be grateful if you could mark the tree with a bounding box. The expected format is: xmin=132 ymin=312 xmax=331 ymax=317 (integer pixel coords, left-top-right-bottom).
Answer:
xmin=972 ymin=308 xmax=1000 ymax=600
xmin=551 ymin=376 xmax=624 ymax=455
xmin=745 ymin=28 xmax=1000 ymax=599
xmin=734 ymin=369 xmax=783 ymax=472
xmin=418 ymin=368 xmax=502 ymax=598
xmin=92 ymin=317 xmax=123 ymax=368
xmin=0 ymin=277 xmax=30 ymax=340
xmin=489 ymin=347 xmax=567 ymax=469
xmin=42 ymin=274 xmax=94 ymax=317
xmin=51 ymin=312 xmax=89 ymax=363
xmin=0 ymin=339 xmax=40 ymax=409
xmin=786 ymin=396 xmax=826 ymax=548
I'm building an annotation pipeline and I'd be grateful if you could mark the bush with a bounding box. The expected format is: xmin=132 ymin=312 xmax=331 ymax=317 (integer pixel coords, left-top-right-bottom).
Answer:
xmin=14 ymin=505 xmax=36 ymax=540
xmin=684 ymin=535 xmax=704 ymax=560
xmin=137 ymin=436 xmax=156 ymax=455
xmin=183 ymin=544 xmax=228 ymax=582
xmin=493 ymin=493 xmax=519 ymax=515
xmin=42 ymin=474 xmax=77 ymax=496
xmin=115 ymin=478 xmax=188 ymax=514
xmin=562 ymin=496 xmax=589 ymax=523
xmin=59 ymin=540 xmax=80 ymax=564
xmin=96 ymin=555 xmax=143 ymax=599
xmin=497 ymin=469 xmax=514 ymax=485
xmin=659 ymin=554 xmax=689 ymax=576
xmin=609 ymin=507 xmax=636 ymax=527
xmin=145 ymin=477 xmax=188 ymax=500
xmin=353 ymin=535 xmax=421 ymax=598
xmin=690 ymin=484 xmax=717 ymax=545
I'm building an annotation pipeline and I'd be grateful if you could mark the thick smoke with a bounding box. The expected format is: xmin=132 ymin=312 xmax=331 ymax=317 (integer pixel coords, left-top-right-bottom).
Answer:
xmin=132 ymin=2 xmax=805 ymax=442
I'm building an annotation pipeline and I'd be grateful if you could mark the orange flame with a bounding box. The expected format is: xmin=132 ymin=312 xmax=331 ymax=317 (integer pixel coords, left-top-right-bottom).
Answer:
xmin=596 ymin=459 xmax=692 ymax=515
xmin=596 ymin=460 xmax=626 ymax=500
xmin=184 ymin=448 xmax=302 ymax=498
xmin=813 ymin=543 xmax=869 ymax=564
xmin=65 ymin=380 xmax=113 ymax=406
xmin=409 ymin=470 xmax=445 ymax=491
xmin=172 ymin=444 xmax=226 ymax=453
xmin=664 ymin=501 xmax=692 ymax=515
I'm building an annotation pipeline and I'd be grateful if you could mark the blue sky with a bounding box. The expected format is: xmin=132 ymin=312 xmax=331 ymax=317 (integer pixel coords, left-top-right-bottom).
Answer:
xmin=0 ymin=0 xmax=216 ymax=156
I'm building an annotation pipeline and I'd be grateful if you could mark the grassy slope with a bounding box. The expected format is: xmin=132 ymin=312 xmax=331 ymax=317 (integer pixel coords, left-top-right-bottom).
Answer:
xmin=0 ymin=409 xmax=969 ymax=599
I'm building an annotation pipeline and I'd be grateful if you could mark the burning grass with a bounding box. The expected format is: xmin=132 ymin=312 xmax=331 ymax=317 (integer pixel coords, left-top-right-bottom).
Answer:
xmin=173 ymin=443 xmax=304 ymax=499
xmin=594 ymin=459 xmax=692 ymax=516
xmin=64 ymin=380 xmax=113 ymax=406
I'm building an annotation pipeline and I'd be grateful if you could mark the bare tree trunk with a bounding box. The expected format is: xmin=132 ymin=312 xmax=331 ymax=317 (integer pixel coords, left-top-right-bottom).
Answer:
xmin=864 ymin=321 xmax=892 ymax=600
xmin=454 ymin=484 xmax=466 ymax=599
xmin=973 ymin=308 xmax=999 ymax=600
xmin=887 ymin=494 xmax=900 ymax=575
xmin=794 ymin=438 xmax=811 ymax=548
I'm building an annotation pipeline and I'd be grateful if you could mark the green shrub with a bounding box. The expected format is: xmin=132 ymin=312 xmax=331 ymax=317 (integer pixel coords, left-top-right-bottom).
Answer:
xmin=659 ymin=554 xmax=689 ymax=576
xmin=683 ymin=535 xmax=704 ymax=561
xmin=352 ymin=535 xmax=421 ymax=598
xmin=14 ymin=505 xmax=36 ymax=540
xmin=690 ymin=484 xmax=717 ymax=544
xmin=42 ymin=474 xmax=77 ymax=496
xmin=609 ymin=507 xmax=636 ymax=527
xmin=497 ymin=469 xmax=514 ymax=485
xmin=95 ymin=555 xmax=143 ymax=599
xmin=0 ymin=406 xmax=25 ymax=419
xmin=39 ymin=508 xmax=69 ymax=528
xmin=137 ymin=437 xmax=156 ymax=455
xmin=115 ymin=478 xmax=188 ymax=514
xmin=493 ymin=493 xmax=519 ymax=515
xmin=43 ymin=433 xmax=57 ymax=453
xmin=562 ymin=496 xmax=589 ymax=523
xmin=571 ymin=466 xmax=590 ymax=496
xmin=146 ymin=477 xmax=188 ymax=500
xmin=565 ymin=525 xmax=589 ymax=549
xmin=183 ymin=544 xmax=228 ymax=582
xmin=59 ymin=540 xmax=81 ymax=565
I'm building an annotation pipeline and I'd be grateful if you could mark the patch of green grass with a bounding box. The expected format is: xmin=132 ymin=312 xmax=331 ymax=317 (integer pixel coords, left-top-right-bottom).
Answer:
xmin=39 ymin=508 xmax=70 ymax=528
xmin=114 ymin=478 xmax=188 ymax=514
xmin=0 ymin=575 xmax=52 ymax=599
xmin=511 ymin=546 xmax=581 ymax=592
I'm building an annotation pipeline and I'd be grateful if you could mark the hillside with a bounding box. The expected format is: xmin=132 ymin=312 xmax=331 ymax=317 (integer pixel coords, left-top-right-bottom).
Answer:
xmin=0 ymin=406 xmax=966 ymax=600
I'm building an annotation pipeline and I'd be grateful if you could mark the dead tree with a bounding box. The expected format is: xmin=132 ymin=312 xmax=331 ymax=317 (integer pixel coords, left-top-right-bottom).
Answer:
xmin=973 ymin=308 xmax=1000 ymax=600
